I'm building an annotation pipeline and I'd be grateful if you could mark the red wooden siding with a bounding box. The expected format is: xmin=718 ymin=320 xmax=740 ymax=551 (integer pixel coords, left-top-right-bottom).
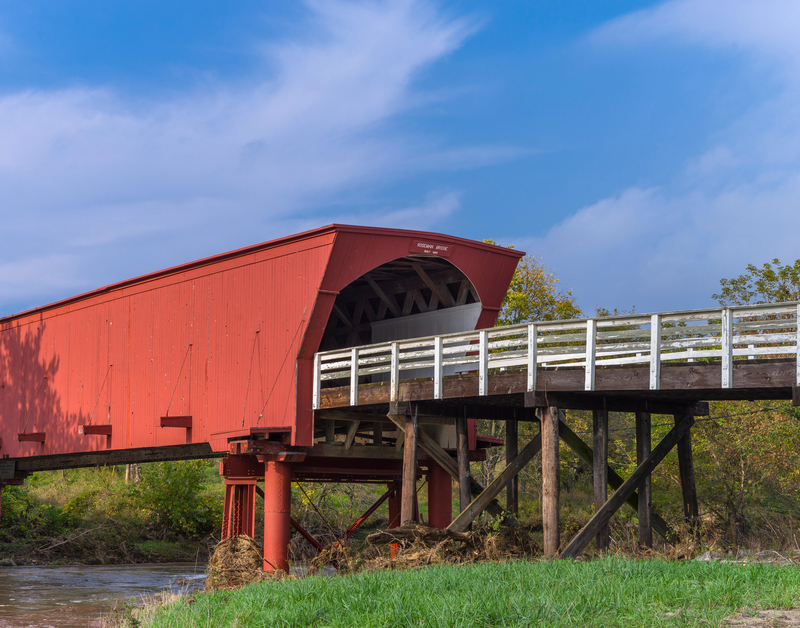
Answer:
xmin=0 ymin=226 xmax=522 ymax=458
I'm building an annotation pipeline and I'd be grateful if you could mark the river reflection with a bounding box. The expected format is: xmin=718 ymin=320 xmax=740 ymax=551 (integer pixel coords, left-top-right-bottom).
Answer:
xmin=0 ymin=563 xmax=206 ymax=628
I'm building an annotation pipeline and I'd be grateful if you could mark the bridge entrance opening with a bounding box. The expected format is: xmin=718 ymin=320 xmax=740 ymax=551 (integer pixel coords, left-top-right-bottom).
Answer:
xmin=318 ymin=256 xmax=482 ymax=352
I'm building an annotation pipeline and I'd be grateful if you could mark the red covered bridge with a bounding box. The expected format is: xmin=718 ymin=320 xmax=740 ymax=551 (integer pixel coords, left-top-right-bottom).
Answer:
xmin=0 ymin=225 xmax=522 ymax=570
xmin=4 ymin=224 xmax=796 ymax=570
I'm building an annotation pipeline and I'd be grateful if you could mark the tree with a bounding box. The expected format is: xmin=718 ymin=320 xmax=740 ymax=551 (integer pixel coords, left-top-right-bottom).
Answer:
xmin=713 ymin=258 xmax=800 ymax=306
xmin=485 ymin=241 xmax=582 ymax=325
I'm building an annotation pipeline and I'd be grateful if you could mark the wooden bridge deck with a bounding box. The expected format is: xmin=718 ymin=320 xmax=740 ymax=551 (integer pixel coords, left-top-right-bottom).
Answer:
xmin=314 ymin=301 xmax=800 ymax=414
xmin=311 ymin=302 xmax=800 ymax=559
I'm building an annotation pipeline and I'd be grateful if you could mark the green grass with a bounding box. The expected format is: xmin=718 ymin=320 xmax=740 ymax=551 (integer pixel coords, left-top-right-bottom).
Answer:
xmin=134 ymin=558 xmax=800 ymax=628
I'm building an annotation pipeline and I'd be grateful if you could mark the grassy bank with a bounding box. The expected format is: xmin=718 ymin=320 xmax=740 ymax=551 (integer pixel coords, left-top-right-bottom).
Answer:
xmin=123 ymin=558 xmax=800 ymax=628
xmin=0 ymin=461 xmax=222 ymax=565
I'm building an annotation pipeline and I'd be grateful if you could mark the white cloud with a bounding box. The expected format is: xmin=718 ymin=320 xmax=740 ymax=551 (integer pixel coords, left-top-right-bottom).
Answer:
xmin=518 ymin=0 xmax=800 ymax=314
xmin=0 ymin=1 xmax=501 ymax=311
xmin=332 ymin=190 xmax=461 ymax=228
xmin=0 ymin=256 xmax=81 ymax=306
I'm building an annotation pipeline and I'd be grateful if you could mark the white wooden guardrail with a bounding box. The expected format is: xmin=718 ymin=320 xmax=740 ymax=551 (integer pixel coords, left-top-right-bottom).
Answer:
xmin=312 ymin=302 xmax=800 ymax=409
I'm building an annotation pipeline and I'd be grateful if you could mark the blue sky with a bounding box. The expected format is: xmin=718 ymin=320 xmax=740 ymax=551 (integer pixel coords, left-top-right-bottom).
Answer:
xmin=1 ymin=0 xmax=799 ymax=317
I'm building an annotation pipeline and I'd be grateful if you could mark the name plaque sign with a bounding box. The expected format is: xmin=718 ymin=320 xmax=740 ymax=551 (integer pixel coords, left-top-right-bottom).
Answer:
xmin=409 ymin=240 xmax=454 ymax=258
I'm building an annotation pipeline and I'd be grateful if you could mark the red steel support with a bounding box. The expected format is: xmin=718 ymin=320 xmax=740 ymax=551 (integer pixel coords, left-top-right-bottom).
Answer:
xmin=427 ymin=462 xmax=452 ymax=529
xmin=221 ymin=479 xmax=257 ymax=539
xmin=342 ymin=484 xmax=397 ymax=541
xmin=263 ymin=459 xmax=292 ymax=573
xmin=290 ymin=517 xmax=325 ymax=553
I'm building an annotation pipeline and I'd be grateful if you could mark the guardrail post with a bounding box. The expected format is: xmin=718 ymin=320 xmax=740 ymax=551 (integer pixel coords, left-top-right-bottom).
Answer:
xmin=390 ymin=342 xmax=400 ymax=403
xmin=585 ymin=319 xmax=597 ymax=391
xmin=350 ymin=347 xmax=359 ymax=407
xmin=721 ymin=308 xmax=733 ymax=388
xmin=650 ymin=314 xmax=661 ymax=390
xmin=434 ymin=336 xmax=443 ymax=400
xmin=527 ymin=323 xmax=537 ymax=392
xmin=796 ymin=304 xmax=800 ymax=386
xmin=312 ymin=353 xmax=321 ymax=410
xmin=479 ymin=330 xmax=488 ymax=396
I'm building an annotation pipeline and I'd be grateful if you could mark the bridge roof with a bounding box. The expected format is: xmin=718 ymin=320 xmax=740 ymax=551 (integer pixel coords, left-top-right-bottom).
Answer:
xmin=0 ymin=224 xmax=522 ymax=325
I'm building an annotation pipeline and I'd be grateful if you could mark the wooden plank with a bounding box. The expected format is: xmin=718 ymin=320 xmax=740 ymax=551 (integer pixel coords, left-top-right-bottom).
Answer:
xmin=390 ymin=342 xmax=399 ymax=403
xmin=319 ymin=359 xmax=796 ymax=410
xmin=410 ymin=262 xmax=455 ymax=307
xmin=401 ymin=410 xmax=418 ymax=524
xmin=365 ymin=275 xmax=401 ymax=318
xmin=14 ymin=443 xmax=220 ymax=472
xmin=17 ymin=433 xmax=45 ymax=443
xmin=558 ymin=418 xmax=670 ymax=541
xmin=592 ymin=409 xmax=609 ymax=550
xmin=650 ymin=314 xmax=661 ymax=390
xmin=434 ymin=336 xmax=443 ymax=400
xmin=332 ymin=304 xmax=353 ymax=329
xmin=401 ymin=290 xmax=415 ymax=316
xmin=479 ymin=330 xmax=488 ymax=396
xmin=387 ymin=411 xmax=504 ymax=518
xmin=80 ymin=425 xmax=113 ymax=436
xmin=412 ymin=289 xmax=429 ymax=313
xmin=506 ymin=417 xmax=518 ymax=514
xmin=160 ymin=416 xmax=192 ymax=428
xmin=456 ymin=281 xmax=470 ymax=306
xmin=561 ymin=413 xmax=695 ymax=559
xmin=636 ymin=412 xmax=653 ymax=547
xmin=339 ymin=268 xmax=465 ymax=304
xmin=585 ymin=320 xmax=596 ymax=391
xmin=675 ymin=412 xmax=699 ymax=536
xmin=350 ymin=347 xmax=359 ymax=407
xmin=542 ymin=406 xmax=561 ymax=557
xmin=721 ymin=308 xmax=732 ymax=388
xmin=344 ymin=420 xmax=360 ymax=449
xmin=456 ymin=414 xmax=472 ymax=519
xmin=527 ymin=323 xmax=537 ymax=392
xmin=525 ymin=392 xmax=709 ymax=416
xmin=796 ymin=303 xmax=800 ymax=386
xmin=448 ymin=432 xmax=541 ymax=533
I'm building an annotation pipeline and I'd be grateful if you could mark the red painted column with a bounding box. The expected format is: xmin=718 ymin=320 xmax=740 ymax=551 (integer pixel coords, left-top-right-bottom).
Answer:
xmin=427 ymin=463 xmax=453 ymax=529
xmin=263 ymin=460 xmax=292 ymax=573
xmin=221 ymin=482 xmax=234 ymax=540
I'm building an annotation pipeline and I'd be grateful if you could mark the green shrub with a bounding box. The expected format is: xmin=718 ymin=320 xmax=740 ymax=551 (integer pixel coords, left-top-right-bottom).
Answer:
xmin=131 ymin=460 xmax=221 ymax=538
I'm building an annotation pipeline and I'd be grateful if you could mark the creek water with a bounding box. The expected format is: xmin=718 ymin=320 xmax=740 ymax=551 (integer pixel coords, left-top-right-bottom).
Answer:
xmin=0 ymin=563 xmax=206 ymax=628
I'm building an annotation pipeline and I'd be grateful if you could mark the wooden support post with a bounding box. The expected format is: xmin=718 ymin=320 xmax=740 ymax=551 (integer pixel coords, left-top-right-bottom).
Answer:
xmin=592 ymin=409 xmax=609 ymax=551
xmin=675 ymin=412 xmax=699 ymax=537
xmin=344 ymin=420 xmax=360 ymax=449
xmin=559 ymin=418 xmax=671 ymax=541
xmin=561 ymin=413 xmax=695 ymax=559
xmin=400 ymin=409 xmax=418 ymax=525
xmin=388 ymin=411 xmax=505 ymax=518
xmin=542 ymin=406 xmax=561 ymax=558
xmin=636 ymin=412 xmax=653 ymax=548
xmin=325 ymin=419 xmax=335 ymax=443
xmin=373 ymin=421 xmax=383 ymax=445
xmin=456 ymin=414 xmax=471 ymax=517
xmin=506 ymin=416 xmax=519 ymax=515
xmin=448 ymin=432 xmax=541 ymax=533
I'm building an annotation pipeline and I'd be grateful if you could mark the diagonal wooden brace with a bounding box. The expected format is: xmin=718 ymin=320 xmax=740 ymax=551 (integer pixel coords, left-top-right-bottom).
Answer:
xmin=557 ymin=419 xmax=672 ymax=542
xmin=561 ymin=413 xmax=695 ymax=559
xmin=447 ymin=433 xmax=542 ymax=533
xmin=387 ymin=412 xmax=505 ymax=518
